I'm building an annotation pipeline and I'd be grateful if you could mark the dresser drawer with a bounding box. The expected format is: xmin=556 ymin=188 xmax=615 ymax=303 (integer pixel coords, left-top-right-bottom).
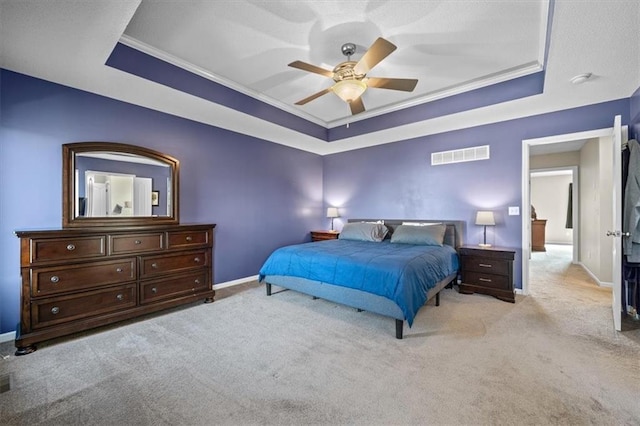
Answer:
xmin=29 ymin=236 xmax=107 ymax=263
xmin=462 ymin=256 xmax=509 ymax=276
xmin=140 ymin=250 xmax=209 ymax=277
xmin=31 ymin=284 xmax=137 ymax=329
xmin=167 ymin=229 xmax=210 ymax=249
xmin=110 ymin=232 xmax=164 ymax=255
xmin=463 ymin=271 xmax=510 ymax=290
xmin=140 ymin=270 xmax=209 ymax=304
xmin=31 ymin=258 xmax=136 ymax=297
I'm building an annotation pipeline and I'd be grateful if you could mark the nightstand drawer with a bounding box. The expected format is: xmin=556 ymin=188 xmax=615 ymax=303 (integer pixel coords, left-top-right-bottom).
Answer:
xmin=311 ymin=231 xmax=340 ymax=241
xmin=462 ymin=256 xmax=509 ymax=276
xmin=464 ymin=271 xmax=510 ymax=290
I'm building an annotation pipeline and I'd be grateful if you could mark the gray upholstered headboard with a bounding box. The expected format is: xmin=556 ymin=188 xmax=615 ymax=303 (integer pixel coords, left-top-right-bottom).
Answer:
xmin=348 ymin=219 xmax=465 ymax=248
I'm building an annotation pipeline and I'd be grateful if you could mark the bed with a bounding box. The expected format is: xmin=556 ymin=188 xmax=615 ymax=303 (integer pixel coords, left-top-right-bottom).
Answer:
xmin=258 ymin=219 xmax=464 ymax=338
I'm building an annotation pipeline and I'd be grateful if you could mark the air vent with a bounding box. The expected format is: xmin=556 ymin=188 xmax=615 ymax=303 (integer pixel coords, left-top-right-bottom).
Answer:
xmin=431 ymin=145 xmax=490 ymax=166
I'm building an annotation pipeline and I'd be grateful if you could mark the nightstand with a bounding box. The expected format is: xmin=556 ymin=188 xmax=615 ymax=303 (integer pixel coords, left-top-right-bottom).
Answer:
xmin=311 ymin=230 xmax=340 ymax=242
xmin=458 ymin=245 xmax=515 ymax=303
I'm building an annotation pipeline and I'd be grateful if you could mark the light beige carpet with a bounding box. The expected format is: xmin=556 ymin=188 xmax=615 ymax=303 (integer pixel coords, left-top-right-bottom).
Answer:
xmin=1 ymin=246 xmax=639 ymax=425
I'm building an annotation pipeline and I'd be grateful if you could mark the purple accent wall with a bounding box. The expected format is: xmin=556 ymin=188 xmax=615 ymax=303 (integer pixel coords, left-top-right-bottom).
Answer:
xmin=630 ymin=86 xmax=640 ymax=140
xmin=106 ymin=43 xmax=328 ymax=141
xmin=0 ymin=70 xmax=323 ymax=334
xmin=323 ymin=99 xmax=630 ymax=290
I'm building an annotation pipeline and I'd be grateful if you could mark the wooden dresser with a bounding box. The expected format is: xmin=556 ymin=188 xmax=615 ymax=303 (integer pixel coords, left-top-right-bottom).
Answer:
xmin=531 ymin=219 xmax=547 ymax=251
xmin=14 ymin=223 xmax=215 ymax=355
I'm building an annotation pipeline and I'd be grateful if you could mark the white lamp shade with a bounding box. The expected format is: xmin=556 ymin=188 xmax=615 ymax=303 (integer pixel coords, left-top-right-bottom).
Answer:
xmin=332 ymin=80 xmax=367 ymax=103
xmin=326 ymin=207 xmax=340 ymax=218
xmin=475 ymin=211 xmax=495 ymax=226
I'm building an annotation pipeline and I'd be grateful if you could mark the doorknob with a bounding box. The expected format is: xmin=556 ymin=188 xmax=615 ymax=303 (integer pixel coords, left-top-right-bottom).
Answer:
xmin=606 ymin=230 xmax=630 ymax=237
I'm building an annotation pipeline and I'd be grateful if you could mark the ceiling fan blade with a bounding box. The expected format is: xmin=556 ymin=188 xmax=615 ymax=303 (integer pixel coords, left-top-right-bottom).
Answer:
xmin=349 ymin=97 xmax=365 ymax=115
xmin=288 ymin=60 xmax=334 ymax=78
xmin=294 ymin=88 xmax=332 ymax=105
xmin=353 ymin=37 xmax=397 ymax=75
xmin=366 ymin=77 xmax=418 ymax=92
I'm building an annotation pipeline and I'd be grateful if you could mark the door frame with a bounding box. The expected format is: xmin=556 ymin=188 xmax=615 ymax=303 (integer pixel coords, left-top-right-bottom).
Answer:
xmin=521 ymin=125 xmax=627 ymax=295
xmin=529 ymin=166 xmax=579 ymax=262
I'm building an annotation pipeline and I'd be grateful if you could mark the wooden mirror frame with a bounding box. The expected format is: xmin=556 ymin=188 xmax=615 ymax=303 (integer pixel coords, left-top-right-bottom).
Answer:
xmin=63 ymin=142 xmax=180 ymax=228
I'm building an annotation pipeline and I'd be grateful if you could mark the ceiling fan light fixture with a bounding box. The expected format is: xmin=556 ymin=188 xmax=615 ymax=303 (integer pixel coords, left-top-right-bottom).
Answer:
xmin=332 ymin=79 xmax=367 ymax=103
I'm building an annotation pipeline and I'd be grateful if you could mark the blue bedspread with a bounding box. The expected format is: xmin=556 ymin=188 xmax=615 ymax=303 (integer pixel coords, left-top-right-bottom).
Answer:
xmin=258 ymin=239 xmax=459 ymax=325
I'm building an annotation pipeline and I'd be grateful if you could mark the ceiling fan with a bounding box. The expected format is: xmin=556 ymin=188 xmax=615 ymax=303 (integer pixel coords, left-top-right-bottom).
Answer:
xmin=288 ymin=37 xmax=418 ymax=115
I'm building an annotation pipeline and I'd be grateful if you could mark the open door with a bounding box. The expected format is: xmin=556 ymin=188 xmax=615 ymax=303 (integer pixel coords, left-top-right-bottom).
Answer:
xmin=610 ymin=115 xmax=623 ymax=331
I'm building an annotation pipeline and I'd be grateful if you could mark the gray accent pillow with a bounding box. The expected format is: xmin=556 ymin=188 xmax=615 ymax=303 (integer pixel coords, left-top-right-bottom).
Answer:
xmin=339 ymin=222 xmax=388 ymax=242
xmin=390 ymin=224 xmax=446 ymax=246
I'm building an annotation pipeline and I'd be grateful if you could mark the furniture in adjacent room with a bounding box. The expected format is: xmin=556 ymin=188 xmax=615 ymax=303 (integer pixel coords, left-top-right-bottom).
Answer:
xmin=458 ymin=245 xmax=515 ymax=303
xmin=531 ymin=219 xmax=547 ymax=251
xmin=14 ymin=142 xmax=215 ymax=355
xmin=310 ymin=230 xmax=340 ymax=241
xmin=261 ymin=220 xmax=464 ymax=339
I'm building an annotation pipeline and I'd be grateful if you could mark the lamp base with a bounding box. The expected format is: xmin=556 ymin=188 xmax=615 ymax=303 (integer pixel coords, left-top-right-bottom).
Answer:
xmin=478 ymin=243 xmax=492 ymax=248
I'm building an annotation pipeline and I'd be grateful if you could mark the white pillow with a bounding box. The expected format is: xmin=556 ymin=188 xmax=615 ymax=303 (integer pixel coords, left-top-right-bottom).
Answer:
xmin=339 ymin=222 xmax=388 ymax=242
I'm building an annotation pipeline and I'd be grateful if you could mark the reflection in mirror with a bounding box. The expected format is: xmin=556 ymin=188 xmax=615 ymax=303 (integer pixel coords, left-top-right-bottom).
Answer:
xmin=76 ymin=152 xmax=171 ymax=218
xmin=63 ymin=142 xmax=179 ymax=228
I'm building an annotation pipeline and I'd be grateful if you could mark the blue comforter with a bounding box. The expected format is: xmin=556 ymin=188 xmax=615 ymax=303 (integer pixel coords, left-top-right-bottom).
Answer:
xmin=258 ymin=239 xmax=459 ymax=325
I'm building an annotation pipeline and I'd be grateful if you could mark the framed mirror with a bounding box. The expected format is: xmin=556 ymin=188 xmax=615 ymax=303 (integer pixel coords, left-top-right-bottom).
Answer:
xmin=63 ymin=142 xmax=179 ymax=228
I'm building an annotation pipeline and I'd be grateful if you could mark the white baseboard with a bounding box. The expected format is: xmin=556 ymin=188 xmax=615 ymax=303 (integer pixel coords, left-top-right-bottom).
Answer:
xmin=0 ymin=331 xmax=16 ymax=344
xmin=576 ymin=262 xmax=612 ymax=288
xmin=213 ymin=275 xmax=259 ymax=290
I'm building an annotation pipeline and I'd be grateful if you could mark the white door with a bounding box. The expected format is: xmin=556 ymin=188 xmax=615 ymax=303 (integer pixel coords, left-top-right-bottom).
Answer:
xmin=610 ymin=115 xmax=622 ymax=331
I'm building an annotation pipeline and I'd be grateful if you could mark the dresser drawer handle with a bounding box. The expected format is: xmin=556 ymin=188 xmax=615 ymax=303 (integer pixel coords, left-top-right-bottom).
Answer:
xmin=116 ymin=293 xmax=124 ymax=301
xmin=194 ymin=257 xmax=201 ymax=263
xmin=194 ymin=279 xmax=200 ymax=284
xmin=479 ymin=278 xmax=492 ymax=282
xmin=50 ymin=276 xmax=60 ymax=283
xmin=134 ymin=240 xmax=142 ymax=245
xmin=151 ymin=263 xmax=158 ymax=269
xmin=478 ymin=263 xmax=492 ymax=268
xmin=186 ymin=236 xmax=193 ymax=242
xmin=151 ymin=287 xmax=158 ymax=294
xmin=116 ymin=267 xmax=123 ymax=273
xmin=51 ymin=306 xmax=60 ymax=315
xmin=66 ymin=244 xmax=76 ymax=251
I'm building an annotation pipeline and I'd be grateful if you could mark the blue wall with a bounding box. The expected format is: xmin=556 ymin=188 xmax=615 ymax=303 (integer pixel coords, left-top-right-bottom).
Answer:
xmin=324 ymin=99 xmax=631 ymax=290
xmin=0 ymin=70 xmax=323 ymax=334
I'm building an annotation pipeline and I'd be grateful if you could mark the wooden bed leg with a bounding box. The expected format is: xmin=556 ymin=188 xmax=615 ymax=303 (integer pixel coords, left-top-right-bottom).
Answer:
xmin=395 ymin=319 xmax=403 ymax=339
xmin=436 ymin=291 xmax=440 ymax=307
xmin=266 ymin=283 xmax=272 ymax=296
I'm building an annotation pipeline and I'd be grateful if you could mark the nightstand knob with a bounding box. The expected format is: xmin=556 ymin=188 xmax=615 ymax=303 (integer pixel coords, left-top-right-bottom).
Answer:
xmin=194 ymin=257 xmax=201 ymax=263
xmin=479 ymin=278 xmax=492 ymax=283
xmin=116 ymin=294 xmax=124 ymax=301
xmin=186 ymin=236 xmax=193 ymax=242
xmin=50 ymin=276 xmax=60 ymax=283
xmin=134 ymin=240 xmax=142 ymax=245
xmin=51 ymin=306 xmax=60 ymax=315
xmin=151 ymin=287 xmax=158 ymax=294
xmin=116 ymin=267 xmax=123 ymax=273
xmin=194 ymin=279 xmax=200 ymax=284
xmin=478 ymin=263 xmax=492 ymax=268
xmin=66 ymin=244 xmax=76 ymax=251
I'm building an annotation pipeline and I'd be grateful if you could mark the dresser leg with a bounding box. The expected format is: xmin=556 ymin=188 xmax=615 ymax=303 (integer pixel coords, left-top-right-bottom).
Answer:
xmin=204 ymin=297 xmax=214 ymax=303
xmin=15 ymin=345 xmax=36 ymax=356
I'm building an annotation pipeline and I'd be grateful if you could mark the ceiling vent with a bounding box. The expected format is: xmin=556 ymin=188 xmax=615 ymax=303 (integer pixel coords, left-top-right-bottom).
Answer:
xmin=431 ymin=145 xmax=490 ymax=166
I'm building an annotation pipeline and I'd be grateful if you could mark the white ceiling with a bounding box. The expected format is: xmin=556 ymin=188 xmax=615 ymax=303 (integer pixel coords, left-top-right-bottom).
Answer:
xmin=1 ymin=1 xmax=638 ymax=155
